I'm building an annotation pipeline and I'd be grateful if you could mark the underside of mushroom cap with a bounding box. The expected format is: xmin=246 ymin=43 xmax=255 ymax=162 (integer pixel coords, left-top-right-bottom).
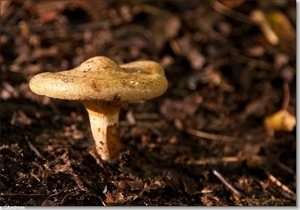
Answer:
xmin=29 ymin=56 xmax=168 ymax=101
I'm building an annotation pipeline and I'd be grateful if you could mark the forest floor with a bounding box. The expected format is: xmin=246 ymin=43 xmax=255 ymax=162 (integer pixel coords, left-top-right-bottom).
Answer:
xmin=0 ymin=0 xmax=297 ymax=206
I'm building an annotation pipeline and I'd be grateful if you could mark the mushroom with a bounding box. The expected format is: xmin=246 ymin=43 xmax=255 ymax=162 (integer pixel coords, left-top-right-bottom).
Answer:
xmin=29 ymin=56 xmax=168 ymax=162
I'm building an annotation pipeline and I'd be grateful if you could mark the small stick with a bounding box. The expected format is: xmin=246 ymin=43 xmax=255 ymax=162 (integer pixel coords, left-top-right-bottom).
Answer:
xmin=0 ymin=174 xmax=8 ymax=179
xmin=281 ymin=81 xmax=290 ymax=111
xmin=210 ymin=1 xmax=254 ymax=25
xmin=231 ymin=54 xmax=273 ymax=71
xmin=254 ymin=175 xmax=295 ymax=202
xmin=186 ymin=128 xmax=236 ymax=142
xmin=27 ymin=139 xmax=44 ymax=159
xmin=264 ymin=170 xmax=296 ymax=201
xmin=30 ymin=172 xmax=44 ymax=186
xmin=274 ymin=159 xmax=295 ymax=175
xmin=72 ymin=174 xmax=87 ymax=192
xmin=250 ymin=10 xmax=279 ymax=45
xmin=186 ymin=156 xmax=239 ymax=165
xmin=211 ymin=168 xmax=241 ymax=198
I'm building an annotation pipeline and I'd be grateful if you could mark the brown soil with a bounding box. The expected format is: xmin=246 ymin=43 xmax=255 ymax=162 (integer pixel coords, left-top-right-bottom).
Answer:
xmin=0 ymin=0 xmax=296 ymax=206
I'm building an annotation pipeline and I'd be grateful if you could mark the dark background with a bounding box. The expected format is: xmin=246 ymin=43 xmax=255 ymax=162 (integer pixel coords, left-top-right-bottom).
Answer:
xmin=0 ymin=0 xmax=296 ymax=206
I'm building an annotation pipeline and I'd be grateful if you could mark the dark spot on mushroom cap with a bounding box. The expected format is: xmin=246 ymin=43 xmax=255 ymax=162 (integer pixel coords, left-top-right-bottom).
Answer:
xmin=83 ymin=67 xmax=91 ymax=73
xmin=113 ymin=94 xmax=121 ymax=101
xmin=61 ymin=77 xmax=74 ymax=83
xmin=92 ymin=82 xmax=98 ymax=91
xmin=86 ymin=60 xmax=94 ymax=64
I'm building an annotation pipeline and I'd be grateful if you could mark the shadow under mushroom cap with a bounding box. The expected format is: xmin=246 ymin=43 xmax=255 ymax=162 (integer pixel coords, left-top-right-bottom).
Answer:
xmin=29 ymin=56 xmax=168 ymax=101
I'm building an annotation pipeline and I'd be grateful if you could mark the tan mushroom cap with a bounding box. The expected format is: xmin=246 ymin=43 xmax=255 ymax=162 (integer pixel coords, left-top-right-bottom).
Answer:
xmin=29 ymin=56 xmax=168 ymax=101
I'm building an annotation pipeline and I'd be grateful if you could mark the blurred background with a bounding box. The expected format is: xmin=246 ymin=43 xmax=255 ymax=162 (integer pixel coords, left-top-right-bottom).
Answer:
xmin=0 ymin=0 xmax=296 ymax=206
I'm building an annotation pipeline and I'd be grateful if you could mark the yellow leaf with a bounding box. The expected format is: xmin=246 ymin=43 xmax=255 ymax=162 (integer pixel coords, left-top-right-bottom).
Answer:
xmin=266 ymin=11 xmax=296 ymax=55
xmin=264 ymin=109 xmax=296 ymax=132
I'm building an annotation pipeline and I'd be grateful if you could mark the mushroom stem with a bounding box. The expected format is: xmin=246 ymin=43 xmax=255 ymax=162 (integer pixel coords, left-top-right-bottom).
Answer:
xmin=81 ymin=100 xmax=126 ymax=161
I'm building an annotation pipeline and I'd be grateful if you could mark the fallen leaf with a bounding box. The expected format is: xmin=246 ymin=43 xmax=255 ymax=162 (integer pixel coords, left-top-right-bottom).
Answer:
xmin=264 ymin=109 xmax=296 ymax=132
xmin=266 ymin=10 xmax=296 ymax=56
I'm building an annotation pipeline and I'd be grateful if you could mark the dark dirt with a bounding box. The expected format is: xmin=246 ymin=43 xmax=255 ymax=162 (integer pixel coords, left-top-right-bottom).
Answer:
xmin=0 ymin=0 xmax=296 ymax=206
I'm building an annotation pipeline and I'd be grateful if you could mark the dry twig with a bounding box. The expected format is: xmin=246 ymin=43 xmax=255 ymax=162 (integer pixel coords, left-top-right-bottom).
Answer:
xmin=210 ymin=0 xmax=254 ymax=25
xmin=231 ymin=53 xmax=273 ymax=71
xmin=264 ymin=170 xmax=296 ymax=201
xmin=186 ymin=128 xmax=236 ymax=142
xmin=281 ymin=81 xmax=290 ymax=111
xmin=26 ymin=137 xmax=44 ymax=159
xmin=186 ymin=156 xmax=239 ymax=165
xmin=211 ymin=168 xmax=241 ymax=198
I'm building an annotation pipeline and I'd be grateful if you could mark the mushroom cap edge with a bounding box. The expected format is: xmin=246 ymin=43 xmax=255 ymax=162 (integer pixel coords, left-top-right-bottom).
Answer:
xmin=29 ymin=56 xmax=168 ymax=102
